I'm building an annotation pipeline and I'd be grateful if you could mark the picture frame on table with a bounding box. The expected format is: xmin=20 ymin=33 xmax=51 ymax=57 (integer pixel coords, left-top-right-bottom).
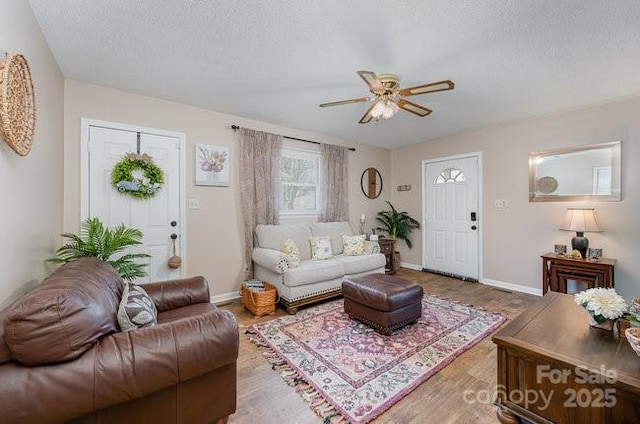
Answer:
xmin=587 ymin=248 xmax=603 ymax=260
xmin=554 ymin=244 xmax=567 ymax=255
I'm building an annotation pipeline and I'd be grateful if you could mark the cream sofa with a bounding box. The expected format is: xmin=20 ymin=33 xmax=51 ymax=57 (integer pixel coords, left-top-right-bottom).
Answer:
xmin=252 ymin=222 xmax=386 ymax=313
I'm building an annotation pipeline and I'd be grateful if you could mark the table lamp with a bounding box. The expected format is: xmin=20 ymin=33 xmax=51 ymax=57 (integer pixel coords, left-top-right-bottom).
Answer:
xmin=559 ymin=208 xmax=603 ymax=259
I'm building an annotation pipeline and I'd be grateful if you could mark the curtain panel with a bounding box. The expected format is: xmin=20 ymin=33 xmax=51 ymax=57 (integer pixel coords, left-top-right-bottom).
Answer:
xmin=320 ymin=143 xmax=349 ymax=222
xmin=238 ymin=128 xmax=282 ymax=277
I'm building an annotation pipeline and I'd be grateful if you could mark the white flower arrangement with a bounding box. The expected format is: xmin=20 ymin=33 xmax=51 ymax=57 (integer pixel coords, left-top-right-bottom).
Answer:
xmin=574 ymin=288 xmax=627 ymax=323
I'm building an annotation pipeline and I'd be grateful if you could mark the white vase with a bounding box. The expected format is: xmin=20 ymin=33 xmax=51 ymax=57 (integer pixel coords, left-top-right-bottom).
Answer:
xmin=206 ymin=171 xmax=220 ymax=184
xmin=586 ymin=310 xmax=615 ymax=331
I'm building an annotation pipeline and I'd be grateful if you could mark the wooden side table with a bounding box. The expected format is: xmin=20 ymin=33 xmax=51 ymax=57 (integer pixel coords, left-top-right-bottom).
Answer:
xmin=541 ymin=253 xmax=615 ymax=294
xmin=377 ymin=238 xmax=396 ymax=274
xmin=493 ymin=292 xmax=640 ymax=424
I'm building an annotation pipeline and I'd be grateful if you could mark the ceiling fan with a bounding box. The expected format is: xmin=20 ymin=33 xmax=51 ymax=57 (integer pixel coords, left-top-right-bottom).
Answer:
xmin=319 ymin=71 xmax=454 ymax=124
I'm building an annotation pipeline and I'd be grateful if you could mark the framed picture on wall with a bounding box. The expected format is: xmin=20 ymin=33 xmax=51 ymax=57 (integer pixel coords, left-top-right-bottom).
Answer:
xmin=195 ymin=144 xmax=230 ymax=186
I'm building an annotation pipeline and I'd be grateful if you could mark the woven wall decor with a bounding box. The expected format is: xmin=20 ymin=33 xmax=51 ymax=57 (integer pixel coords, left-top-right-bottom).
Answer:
xmin=0 ymin=53 xmax=36 ymax=156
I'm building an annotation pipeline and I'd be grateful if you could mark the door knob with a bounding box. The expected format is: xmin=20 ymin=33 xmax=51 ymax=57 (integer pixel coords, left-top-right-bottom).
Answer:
xmin=471 ymin=225 xmax=477 ymax=230
xmin=170 ymin=233 xmax=178 ymax=240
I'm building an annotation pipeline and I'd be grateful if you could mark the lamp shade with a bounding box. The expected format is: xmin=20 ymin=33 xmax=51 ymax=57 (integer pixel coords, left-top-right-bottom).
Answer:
xmin=559 ymin=208 xmax=603 ymax=233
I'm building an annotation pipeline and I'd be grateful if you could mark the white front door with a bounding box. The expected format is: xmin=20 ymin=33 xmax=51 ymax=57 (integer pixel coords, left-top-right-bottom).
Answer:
xmin=423 ymin=155 xmax=480 ymax=280
xmin=83 ymin=121 xmax=185 ymax=283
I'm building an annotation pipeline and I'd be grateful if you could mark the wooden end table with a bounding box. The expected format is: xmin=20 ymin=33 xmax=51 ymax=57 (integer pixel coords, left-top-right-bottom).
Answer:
xmin=541 ymin=253 xmax=615 ymax=294
xmin=493 ymin=292 xmax=640 ymax=424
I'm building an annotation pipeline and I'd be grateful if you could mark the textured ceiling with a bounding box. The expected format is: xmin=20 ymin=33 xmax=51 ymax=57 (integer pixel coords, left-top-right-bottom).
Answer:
xmin=29 ymin=0 xmax=640 ymax=148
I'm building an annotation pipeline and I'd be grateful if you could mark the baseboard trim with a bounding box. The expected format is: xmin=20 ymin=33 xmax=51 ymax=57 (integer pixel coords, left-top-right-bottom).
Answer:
xmin=210 ymin=291 xmax=241 ymax=305
xmin=399 ymin=262 xmax=422 ymax=271
xmin=394 ymin=264 xmax=542 ymax=297
xmin=480 ymin=278 xmax=543 ymax=297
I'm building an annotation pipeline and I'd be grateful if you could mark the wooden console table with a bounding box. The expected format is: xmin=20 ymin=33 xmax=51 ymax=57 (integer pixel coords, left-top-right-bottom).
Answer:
xmin=377 ymin=238 xmax=396 ymax=274
xmin=541 ymin=253 xmax=615 ymax=294
xmin=493 ymin=292 xmax=640 ymax=424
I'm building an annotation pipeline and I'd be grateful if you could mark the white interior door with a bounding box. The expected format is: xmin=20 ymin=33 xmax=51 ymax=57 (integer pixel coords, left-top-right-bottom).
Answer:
xmin=85 ymin=123 xmax=184 ymax=283
xmin=423 ymin=155 xmax=479 ymax=280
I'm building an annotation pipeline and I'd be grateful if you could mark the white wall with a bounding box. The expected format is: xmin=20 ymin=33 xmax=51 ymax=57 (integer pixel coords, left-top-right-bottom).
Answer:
xmin=391 ymin=96 xmax=640 ymax=300
xmin=64 ymin=80 xmax=391 ymax=297
xmin=0 ymin=0 xmax=64 ymax=303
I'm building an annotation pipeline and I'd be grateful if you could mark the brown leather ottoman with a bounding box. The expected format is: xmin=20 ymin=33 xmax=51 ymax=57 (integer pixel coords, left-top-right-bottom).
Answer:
xmin=342 ymin=274 xmax=423 ymax=335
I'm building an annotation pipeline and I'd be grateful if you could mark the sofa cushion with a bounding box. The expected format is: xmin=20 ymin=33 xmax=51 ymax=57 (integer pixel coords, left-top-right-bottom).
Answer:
xmin=343 ymin=234 xmax=366 ymax=256
xmin=117 ymin=283 xmax=158 ymax=331
xmin=256 ymin=223 xmax=313 ymax=260
xmin=283 ymin=259 xmax=345 ymax=287
xmin=333 ymin=254 xmax=386 ymax=275
xmin=281 ymin=238 xmax=301 ymax=267
xmin=310 ymin=236 xmax=333 ymax=260
xmin=4 ymin=258 xmax=123 ymax=366
xmin=309 ymin=222 xmax=353 ymax=255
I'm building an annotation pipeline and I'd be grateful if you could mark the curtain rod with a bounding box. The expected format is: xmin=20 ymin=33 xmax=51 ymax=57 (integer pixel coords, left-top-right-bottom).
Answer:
xmin=231 ymin=125 xmax=355 ymax=152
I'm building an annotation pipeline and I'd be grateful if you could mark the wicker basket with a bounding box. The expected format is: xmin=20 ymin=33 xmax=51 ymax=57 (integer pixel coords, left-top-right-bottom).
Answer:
xmin=240 ymin=281 xmax=277 ymax=316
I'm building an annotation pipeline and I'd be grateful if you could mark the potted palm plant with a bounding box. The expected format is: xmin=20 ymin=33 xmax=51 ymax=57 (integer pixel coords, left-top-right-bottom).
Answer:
xmin=48 ymin=217 xmax=150 ymax=281
xmin=376 ymin=202 xmax=420 ymax=271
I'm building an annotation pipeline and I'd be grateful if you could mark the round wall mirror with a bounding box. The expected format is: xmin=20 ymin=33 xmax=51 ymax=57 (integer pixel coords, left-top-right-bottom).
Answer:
xmin=361 ymin=167 xmax=383 ymax=199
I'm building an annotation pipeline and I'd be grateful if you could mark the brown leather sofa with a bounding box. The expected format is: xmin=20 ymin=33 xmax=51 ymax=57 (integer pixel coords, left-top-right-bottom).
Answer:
xmin=0 ymin=258 xmax=239 ymax=424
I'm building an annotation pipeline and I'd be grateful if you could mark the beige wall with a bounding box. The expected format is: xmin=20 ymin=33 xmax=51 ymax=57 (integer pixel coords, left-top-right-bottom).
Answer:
xmin=64 ymin=80 xmax=391 ymax=297
xmin=0 ymin=1 xmax=64 ymax=303
xmin=391 ymin=96 xmax=640 ymax=300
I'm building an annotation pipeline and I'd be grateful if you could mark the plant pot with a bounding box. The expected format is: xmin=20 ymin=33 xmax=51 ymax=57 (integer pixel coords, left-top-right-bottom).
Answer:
xmin=393 ymin=251 xmax=401 ymax=272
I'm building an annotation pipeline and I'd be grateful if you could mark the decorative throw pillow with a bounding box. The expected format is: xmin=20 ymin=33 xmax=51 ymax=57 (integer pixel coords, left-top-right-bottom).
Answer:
xmin=117 ymin=282 xmax=158 ymax=332
xmin=281 ymin=238 xmax=301 ymax=268
xmin=310 ymin=236 xmax=333 ymax=260
xmin=343 ymin=234 xmax=366 ymax=256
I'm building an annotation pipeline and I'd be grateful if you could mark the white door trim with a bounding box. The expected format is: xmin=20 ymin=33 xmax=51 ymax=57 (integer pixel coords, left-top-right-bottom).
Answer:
xmin=80 ymin=118 xmax=187 ymax=276
xmin=421 ymin=152 xmax=483 ymax=280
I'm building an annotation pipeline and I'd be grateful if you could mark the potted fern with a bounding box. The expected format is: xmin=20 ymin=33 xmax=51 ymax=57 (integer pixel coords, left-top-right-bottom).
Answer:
xmin=48 ymin=217 xmax=150 ymax=281
xmin=376 ymin=202 xmax=420 ymax=271
xmin=376 ymin=201 xmax=421 ymax=248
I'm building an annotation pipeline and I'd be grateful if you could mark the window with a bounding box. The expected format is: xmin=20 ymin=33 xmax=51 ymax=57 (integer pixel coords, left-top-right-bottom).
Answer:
xmin=280 ymin=148 xmax=320 ymax=214
xmin=435 ymin=167 xmax=466 ymax=184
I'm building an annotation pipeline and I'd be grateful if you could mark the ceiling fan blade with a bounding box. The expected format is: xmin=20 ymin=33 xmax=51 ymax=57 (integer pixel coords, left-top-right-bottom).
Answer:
xmin=319 ymin=97 xmax=371 ymax=107
xmin=357 ymin=70 xmax=384 ymax=94
xmin=358 ymin=104 xmax=376 ymax=124
xmin=397 ymin=99 xmax=432 ymax=117
xmin=398 ymin=80 xmax=454 ymax=97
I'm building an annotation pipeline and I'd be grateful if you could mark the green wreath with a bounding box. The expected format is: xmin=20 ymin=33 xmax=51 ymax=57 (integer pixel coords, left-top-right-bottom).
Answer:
xmin=111 ymin=153 xmax=164 ymax=200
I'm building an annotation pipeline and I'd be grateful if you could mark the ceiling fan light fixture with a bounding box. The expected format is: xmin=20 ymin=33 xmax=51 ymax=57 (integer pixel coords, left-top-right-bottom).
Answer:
xmin=320 ymin=71 xmax=454 ymax=124
xmin=370 ymin=98 xmax=399 ymax=120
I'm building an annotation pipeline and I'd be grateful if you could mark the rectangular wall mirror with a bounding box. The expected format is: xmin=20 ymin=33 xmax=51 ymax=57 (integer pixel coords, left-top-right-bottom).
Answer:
xmin=529 ymin=141 xmax=621 ymax=202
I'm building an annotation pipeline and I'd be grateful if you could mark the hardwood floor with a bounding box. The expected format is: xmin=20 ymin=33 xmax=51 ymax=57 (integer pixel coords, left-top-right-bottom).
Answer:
xmin=219 ymin=269 xmax=538 ymax=424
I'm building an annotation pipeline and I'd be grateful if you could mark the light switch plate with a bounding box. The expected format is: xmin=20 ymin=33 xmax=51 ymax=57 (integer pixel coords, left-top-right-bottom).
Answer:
xmin=494 ymin=199 xmax=508 ymax=208
xmin=188 ymin=198 xmax=200 ymax=209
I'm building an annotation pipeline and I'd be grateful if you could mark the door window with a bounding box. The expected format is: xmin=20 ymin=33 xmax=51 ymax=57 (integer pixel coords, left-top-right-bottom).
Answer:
xmin=435 ymin=167 xmax=466 ymax=184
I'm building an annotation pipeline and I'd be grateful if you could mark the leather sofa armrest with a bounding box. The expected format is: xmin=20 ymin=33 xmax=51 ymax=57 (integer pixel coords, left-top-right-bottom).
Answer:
xmin=252 ymin=247 xmax=293 ymax=274
xmin=97 ymin=306 xmax=238 ymax=385
xmin=364 ymin=240 xmax=381 ymax=254
xmin=144 ymin=276 xmax=210 ymax=312
xmin=0 ymin=306 xmax=239 ymax=423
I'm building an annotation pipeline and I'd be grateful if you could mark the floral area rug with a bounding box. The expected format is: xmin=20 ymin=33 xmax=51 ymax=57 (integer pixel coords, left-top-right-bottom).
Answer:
xmin=246 ymin=295 xmax=505 ymax=423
